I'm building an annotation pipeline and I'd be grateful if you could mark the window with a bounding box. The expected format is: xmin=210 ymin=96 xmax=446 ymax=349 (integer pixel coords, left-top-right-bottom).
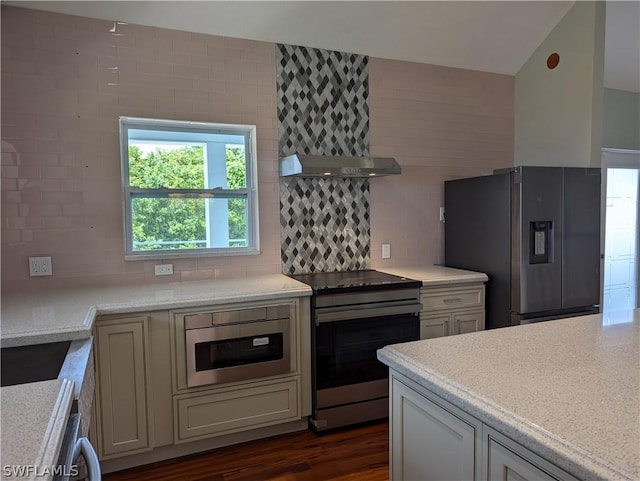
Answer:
xmin=120 ymin=117 xmax=259 ymax=260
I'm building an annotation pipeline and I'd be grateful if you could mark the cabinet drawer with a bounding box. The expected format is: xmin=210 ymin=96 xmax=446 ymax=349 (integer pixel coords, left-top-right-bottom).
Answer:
xmin=174 ymin=379 xmax=299 ymax=443
xmin=421 ymin=285 xmax=484 ymax=311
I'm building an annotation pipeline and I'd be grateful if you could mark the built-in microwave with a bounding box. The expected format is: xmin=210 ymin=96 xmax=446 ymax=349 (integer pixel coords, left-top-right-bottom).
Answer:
xmin=184 ymin=305 xmax=294 ymax=388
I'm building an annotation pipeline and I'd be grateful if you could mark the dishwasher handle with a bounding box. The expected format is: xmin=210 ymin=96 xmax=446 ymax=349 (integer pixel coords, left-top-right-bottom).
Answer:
xmin=73 ymin=437 xmax=101 ymax=481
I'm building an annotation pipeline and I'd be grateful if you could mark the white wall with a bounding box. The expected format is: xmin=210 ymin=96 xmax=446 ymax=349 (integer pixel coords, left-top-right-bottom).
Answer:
xmin=603 ymin=88 xmax=640 ymax=150
xmin=515 ymin=1 xmax=606 ymax=168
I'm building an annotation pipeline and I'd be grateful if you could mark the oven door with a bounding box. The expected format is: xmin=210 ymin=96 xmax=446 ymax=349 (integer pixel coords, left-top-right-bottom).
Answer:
xmin=312 ymin=308 xmax=419 ymax=431
xmin=315 ymin=313 xmax=419 ymax=403
xmin=186 ymin=319 xmax=292 ymax=387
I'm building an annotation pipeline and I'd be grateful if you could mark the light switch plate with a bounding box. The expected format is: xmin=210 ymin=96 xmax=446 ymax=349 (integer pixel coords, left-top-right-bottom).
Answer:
xmin=29 ymin=256 xmax=52 ymax=276
xmin=382 ymin=244 xmax=391 ymax=259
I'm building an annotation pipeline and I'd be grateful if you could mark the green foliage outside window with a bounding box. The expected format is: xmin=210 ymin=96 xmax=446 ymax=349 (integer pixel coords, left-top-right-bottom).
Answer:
xmin=129 ymin=145 xmax=248 ymax=249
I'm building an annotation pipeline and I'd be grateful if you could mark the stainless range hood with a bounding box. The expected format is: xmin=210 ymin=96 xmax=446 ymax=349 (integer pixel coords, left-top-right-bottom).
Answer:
xmin=279 ymin=154 xmax=401 ymax=178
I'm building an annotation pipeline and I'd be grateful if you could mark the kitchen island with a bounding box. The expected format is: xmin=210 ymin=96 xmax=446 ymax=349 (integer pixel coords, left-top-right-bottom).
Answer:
xmin=378 ymin=310 xmax=639 ymax=481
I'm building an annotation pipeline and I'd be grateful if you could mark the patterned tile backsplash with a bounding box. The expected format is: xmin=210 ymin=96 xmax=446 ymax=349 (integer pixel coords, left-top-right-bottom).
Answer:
xmin=280 ymin=177 xmax=370 ymax=275
xmin=276 ymin=44 xmax=369 ymax=157
xmin=276 ymin=44 xmax=372 ymax=274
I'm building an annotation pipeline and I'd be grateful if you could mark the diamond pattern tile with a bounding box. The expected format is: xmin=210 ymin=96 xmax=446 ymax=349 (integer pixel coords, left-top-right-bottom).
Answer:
xmin=276 ymin=44 xmax=369 ymax=157
xmin=280 ymin=178 xmax=370 ymax=275
xmin=277 ymin=44 xmax=371 ymax=274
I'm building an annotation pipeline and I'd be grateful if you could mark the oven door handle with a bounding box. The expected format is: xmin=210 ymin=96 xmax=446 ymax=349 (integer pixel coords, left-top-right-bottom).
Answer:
xmin=315 ymin=301 xmax=422 ymax=323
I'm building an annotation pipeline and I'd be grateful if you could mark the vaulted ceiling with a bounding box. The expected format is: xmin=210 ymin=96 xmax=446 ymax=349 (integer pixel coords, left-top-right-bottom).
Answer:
xmin=6 ymin=1 xmax=639 ymax=92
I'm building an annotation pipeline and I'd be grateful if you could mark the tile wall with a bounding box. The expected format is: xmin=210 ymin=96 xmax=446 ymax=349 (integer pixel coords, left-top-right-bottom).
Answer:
xmin=1 ymin=6 xmax=281 ymax=290
xmin=0 ymin=5 xmax=514 ymax=291
xmin=368 ymin=59 xmax=514 ymax=268
xmin=276 ymin=44 xmax=371 ymax=274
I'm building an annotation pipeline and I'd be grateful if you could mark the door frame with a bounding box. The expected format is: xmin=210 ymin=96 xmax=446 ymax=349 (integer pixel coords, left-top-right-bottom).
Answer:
xmin=600 ymin=148 xmax=640 ymax=311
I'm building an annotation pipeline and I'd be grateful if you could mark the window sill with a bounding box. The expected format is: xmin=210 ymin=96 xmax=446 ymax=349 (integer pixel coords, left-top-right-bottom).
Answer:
xmin=124 ymin=248 xmax=261 ymax=261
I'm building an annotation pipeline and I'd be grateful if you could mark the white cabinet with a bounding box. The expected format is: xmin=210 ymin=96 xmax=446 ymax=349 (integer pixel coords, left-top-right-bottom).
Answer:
xmin=174 ymin=379 xmax=299 ymax=443
xmin=487 ymin=438 xmax=557 ymax=481
xmin=169 ymin=298 xmax=311 ymax=443
xmin=420 ymin=284 xmax=485 ymax=339
xmin=391 ymin=375 xmax=481 ymax=481
xmin=94 ymin=297 xmax=311 ymax=471
xmin=94 ymin=316 xmax=152 ymax=459
xmin=485 ymin=427 xmax=579 ymax=481
xmin=389 ymin=371 xmax=579 ymax=481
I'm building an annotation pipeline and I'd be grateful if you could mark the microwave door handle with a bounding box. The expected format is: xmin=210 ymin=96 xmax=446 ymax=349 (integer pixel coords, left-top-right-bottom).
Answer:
xmin=73 ymin=437 xmax=101 ymax=481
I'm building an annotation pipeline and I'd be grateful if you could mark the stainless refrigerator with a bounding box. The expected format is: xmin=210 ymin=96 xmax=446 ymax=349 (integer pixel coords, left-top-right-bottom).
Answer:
xmin=444 ymin=166 xmax=601 ymax=330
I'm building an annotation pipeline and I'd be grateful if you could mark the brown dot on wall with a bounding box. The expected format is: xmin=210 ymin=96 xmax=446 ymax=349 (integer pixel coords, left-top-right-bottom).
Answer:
xmin=547 ymin=53 xmax=560 ymax=69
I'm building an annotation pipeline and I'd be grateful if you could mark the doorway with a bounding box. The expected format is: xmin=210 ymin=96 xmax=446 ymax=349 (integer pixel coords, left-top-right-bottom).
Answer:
xmin=601 ymin=149 xmax=640 ymax=314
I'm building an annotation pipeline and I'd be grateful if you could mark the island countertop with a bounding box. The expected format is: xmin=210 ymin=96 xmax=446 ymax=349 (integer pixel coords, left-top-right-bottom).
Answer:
xmin=378 ymin=310 xmax=639 ymax=481
xmin=1 ymin=274 xmax=311 ymax=348
xmin=1 ymin=379 xmax=75 ymax=481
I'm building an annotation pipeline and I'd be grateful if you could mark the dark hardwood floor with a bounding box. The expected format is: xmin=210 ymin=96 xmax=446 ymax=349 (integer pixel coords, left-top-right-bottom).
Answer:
xmin=103 ymin=421 xmax=389 ymax=481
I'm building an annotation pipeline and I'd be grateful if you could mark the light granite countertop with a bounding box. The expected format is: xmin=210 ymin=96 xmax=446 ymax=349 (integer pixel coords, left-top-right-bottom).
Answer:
xmin=379 ymin=265 xmax=488 ymax=286
xmin=378 ymin=310 xmax=640 ymax=481
xmin=1 ymin=268 xmax=482 ymax=347
xmin=1 ymin=274 xmax=311 ymax=348
xmin=1 ymin=379 xmax=75 ymax=481
xmin=1 ymin=274 xmax=311 ymax=477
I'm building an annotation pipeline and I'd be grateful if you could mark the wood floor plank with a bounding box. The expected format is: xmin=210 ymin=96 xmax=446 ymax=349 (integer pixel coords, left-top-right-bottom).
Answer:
xmin=103 ymin=421 xmax=389 ymax=481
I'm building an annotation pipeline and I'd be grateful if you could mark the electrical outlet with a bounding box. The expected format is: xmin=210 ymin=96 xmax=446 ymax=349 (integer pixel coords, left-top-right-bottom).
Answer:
xmin=29 ymin=256 xmax=52 ymax=276
xmin=154 ymin=263 xmax=174 ymax=276
xmin=382 ymin=243 xmax=391 ymax=259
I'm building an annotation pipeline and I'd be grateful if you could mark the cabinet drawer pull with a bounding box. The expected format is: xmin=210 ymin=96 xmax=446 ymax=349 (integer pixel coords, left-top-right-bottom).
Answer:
xmin=443 ymin=298 xmax=463 ymax=304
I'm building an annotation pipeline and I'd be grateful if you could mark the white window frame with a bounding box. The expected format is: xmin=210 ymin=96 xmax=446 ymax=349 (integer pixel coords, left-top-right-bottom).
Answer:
xmin=119 ymin=117 xmax=260 ymax=260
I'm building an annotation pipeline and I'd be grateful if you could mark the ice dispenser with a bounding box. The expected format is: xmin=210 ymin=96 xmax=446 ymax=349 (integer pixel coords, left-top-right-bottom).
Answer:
xmin=529 ymin=221 xmax=553 ymax=264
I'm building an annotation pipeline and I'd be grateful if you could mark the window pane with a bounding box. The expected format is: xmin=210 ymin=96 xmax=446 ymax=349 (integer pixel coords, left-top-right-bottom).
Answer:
xmin=227 ymin=198 xmax=248 ymax=247
xmin=132 ymin=197 xmax=207 ymax=250
xmin=206 ymin=197 xmax=248 ymax=248
xmin=131 ymin=196 xmax=249 ymax=251
xmin=128 ymin=144 xmax=205 ymax=189
xmin=226 ymin=145 xmax=247 ymax=189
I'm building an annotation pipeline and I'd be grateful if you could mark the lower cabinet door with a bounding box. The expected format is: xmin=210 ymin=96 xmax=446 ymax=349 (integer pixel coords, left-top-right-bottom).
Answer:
xmin=391 ymin=377 xmax=480 ymax=481
xmin=419 ymin=314 xmax=451 ymax=339
xmin=487 ymin=436 xmax=565 ymax=481
xmin=175 ymin=379 xmax=299 ymax=443
xmin=453 ymin=310 xmax=485 ymax=335
xmin=95 ymin=317 xmax=152 ymax=458
xmin=421 ymin=310 xmax=485 ymax=339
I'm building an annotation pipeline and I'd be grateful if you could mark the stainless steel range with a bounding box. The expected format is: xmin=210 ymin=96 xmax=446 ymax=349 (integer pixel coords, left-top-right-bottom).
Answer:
xmin=290 ymin=270 xmax=422 ymax=432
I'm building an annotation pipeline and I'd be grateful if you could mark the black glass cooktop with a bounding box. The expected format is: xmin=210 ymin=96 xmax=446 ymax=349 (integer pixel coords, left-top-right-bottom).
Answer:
xmin=290 ymin=269 xmax=421 ymax=295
